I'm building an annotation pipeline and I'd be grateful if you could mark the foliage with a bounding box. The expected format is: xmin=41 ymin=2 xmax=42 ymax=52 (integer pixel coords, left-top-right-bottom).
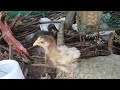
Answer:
xmin=7 ymin=11 xmax=53 ymax=18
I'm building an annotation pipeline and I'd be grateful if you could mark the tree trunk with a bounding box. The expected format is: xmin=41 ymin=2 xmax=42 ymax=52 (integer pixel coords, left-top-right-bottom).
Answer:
xmin=57 ymin=21 xmax=65 ymax=46
xmin=64 ymin=11 xmax=75 ymax=29
xmin=78 ymin=11 xmax=102 ymax=33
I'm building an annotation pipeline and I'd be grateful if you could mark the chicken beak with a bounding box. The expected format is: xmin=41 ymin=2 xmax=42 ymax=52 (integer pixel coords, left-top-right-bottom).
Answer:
xmin=33 ymin=41 xmax=39 ymax=47
xmin=33 ymin=37 xmax=43 ymax=47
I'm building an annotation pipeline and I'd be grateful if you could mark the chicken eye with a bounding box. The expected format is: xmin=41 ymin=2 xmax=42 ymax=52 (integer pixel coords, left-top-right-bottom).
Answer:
xmin=41 ymin=41 xmax=44 ymax=43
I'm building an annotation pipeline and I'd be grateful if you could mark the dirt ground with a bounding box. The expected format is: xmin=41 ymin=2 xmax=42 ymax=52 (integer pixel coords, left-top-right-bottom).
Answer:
xmin=76 ymin=54 xmax=120 ymax=79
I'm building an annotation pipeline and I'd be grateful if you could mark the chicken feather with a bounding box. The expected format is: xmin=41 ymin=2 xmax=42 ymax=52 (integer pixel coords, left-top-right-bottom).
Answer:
xmin=33 ymin=35 xmax=81 ymax=76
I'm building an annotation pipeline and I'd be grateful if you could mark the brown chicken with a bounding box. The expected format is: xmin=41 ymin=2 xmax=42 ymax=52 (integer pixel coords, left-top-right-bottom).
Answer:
xmin=30 ymin=24 xmax=59 ymax=55
xmin=33 ymin=35 xmax=81 ymax=78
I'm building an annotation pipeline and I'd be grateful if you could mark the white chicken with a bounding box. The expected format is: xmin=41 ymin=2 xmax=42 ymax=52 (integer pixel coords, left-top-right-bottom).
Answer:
xmin=33 ymin=35 xmax=81 ymax=78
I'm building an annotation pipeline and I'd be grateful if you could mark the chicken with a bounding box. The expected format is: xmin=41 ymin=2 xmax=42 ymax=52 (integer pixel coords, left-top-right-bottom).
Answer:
xmin=32 ymin=24 xmax=59 ymax=43
xmin=27 ymin=24 xmax=59 ymax=56
xmin=33 ymin=35 xmax=81 ymax=78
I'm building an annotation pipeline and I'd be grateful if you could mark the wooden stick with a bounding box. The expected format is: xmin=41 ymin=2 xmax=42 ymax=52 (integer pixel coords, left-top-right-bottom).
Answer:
xmin=21 ymin=54 xmax=30 ymax=63
xmin=31 ymin=64 xmax=55 ymax=68
xmin=0 ymin=45 xmax=9 ymax=51
xmin=66 ymin=35 xmax=78 ymax=41
xmin=8 ymin=43 xmax=13 ymax=59
xmin=27 ymin=11 xmax=63 ymax=19
xmin=0 ymin=34 xmax=5 ymax=41
xmin=76 ymin=11 xmax=83 ymax=52
xmin=16 ymin=21 xmax=62 ymax=31
xmin=108 ymin=33 xmax=115 ymax=54
xmin=27 ymin=46 xmax=36 ymax=50
xmin=95 ymin=25 xmax=100 ymax=43
xmin=16 ymin=29 xmax=38 ymax=38
xmin=57 ymin=21 xmax=65 ymax=46
xmin=31 ymin=56 xmax=45 ymax=59
xmin=10 ymin=13 xmax=21 ymax=30
xmin=24 ymin=68 xmax=28 ymax=78
xmin=0 ymin=44 xmax=30 ymax=63
xmin=20 ymin=11 xmax=33 ymax=21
